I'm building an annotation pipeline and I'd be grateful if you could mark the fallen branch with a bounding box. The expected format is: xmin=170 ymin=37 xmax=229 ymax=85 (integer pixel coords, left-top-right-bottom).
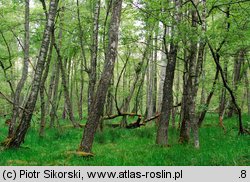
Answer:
xmin=143 ymin=114 xmax=160 ymax=124
xmin=103 ymin=112 xmax=142 ymax=120
xmin=104 ymin=112 xmax=161 ymax=129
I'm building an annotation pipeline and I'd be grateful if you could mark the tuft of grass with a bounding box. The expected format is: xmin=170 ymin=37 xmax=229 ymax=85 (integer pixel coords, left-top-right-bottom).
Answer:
xmin=0 ymin=115 xmax=249 ymax=166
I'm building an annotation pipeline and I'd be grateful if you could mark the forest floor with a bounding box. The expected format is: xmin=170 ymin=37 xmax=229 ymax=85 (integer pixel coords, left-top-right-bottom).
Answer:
xmin=0 ymin=114 xmax=249 ymax=166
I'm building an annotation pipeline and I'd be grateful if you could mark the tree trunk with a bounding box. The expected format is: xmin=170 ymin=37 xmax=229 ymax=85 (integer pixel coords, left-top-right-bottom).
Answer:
xmin=39 ymin=31 xmax=54 ymax=137
xmin=119 ymin=37 xmax=151 ymax=126
xmin=156 ymin=41 xmax=178 ymax=146
xmin=218 ymin=59 xmax=228 ymax=126
xmin=58 ymin=57 xmax=77 ymax=127
xmin=208 ymin=42 xmax=245 ymax=135
xmin=4 ymin=0 xmax=58 ymax=148
xmin=146 ymin=49 xmax=154 ymax=119
xmin=88 ymin=0 xmax=101 ymax=115
xmin=49 ymin=52 xmax=60 ymax=127
xmin=245 ymin=70 xmax=250 ymax=119
xmin=157 ymin=44 xmax=167 ymax=113
xmin=198 ymin=67 xmax=219 ymax=126
xmin=156 ymin=0 xmax=180 ymax=145
xmin=228 ymin=50 xmax=244 ymax=117
xmin=79 ymin=0 xmax=123 ymax=153
xmin=79 ymin=59 xmax=84 ymax=120
xmin=8 ymin=0 xmax=30 ymax=138
xmin=179 ymin=48 xmax=190 ymax=142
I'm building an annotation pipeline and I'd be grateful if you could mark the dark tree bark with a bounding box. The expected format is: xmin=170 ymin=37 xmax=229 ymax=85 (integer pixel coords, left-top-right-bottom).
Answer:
xmin=208 ymin=42 xmax=245 ymax=135
xmin=79 ymin=0 xmax=123 ymax=153
xmin=156 ymin=0 xmax=180 ymax=145
xmin=156 ymin=42 xmax=178 ymax=146
xmin=179 ymin=0 xmax=206 ymax=148
xmin=179 ymin=51 xmax=190 ymax=142
xmin=8 ymin=0 xmax=30 ymax=138
xmin=4 ymin=0 xmax=58 ymax=148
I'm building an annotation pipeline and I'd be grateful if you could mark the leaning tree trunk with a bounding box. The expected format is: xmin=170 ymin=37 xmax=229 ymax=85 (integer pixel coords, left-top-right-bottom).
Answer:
xmin=119 ymin=34 xmax=151 ymax=127
xmin=198 ymin=67 xmax=219 ymax=126
xmin=4 ymin=0 xmax=58 ymax=148
xmin=208 ymin=42 xmax=244 ymax=134
xmin=8 ymin=0 xmax=30 ymax=138
xmin=79 ymin=0 xmax=123 ymax=153
xmin=39 ymin=32 xmax=55 ymax=136
xmin=218 ymin=59 xmax=228 ymax=125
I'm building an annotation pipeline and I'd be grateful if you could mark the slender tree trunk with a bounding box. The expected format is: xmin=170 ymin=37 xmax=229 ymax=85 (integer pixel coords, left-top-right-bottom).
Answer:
xmin=119 ymin=37 xmax=151 ymax=126
xmin=153 ymin=40 xmax=158 ymax=115
xmin=49 ymin=53 xmax=60 ymax=127
xmin=55 ymin=7 xmax=77 ymax=127
xmin=4 ymin=0 xmax=58 ymax=148
xmin=76 ymin=0 xmax=88 ymax=119
xmin=172 ymin=57 xmax=180 ymax=128
xmin=245 ymin=70 xmax=250 ymax=118
xmin=208 ymin=42 xmax=244 ymax=134
xmin=179 ymin=48 xmax=190 ymax=141
xmin=79 ymin=0 xmax=123 ymax=153
xmin=228 ymin=50 xmax=244 ymax=117
xmin=146 ymin=49 xmax=154 ymax=119
xmin=58 ymin=57 xmax=77 ymax=127
xmin=46 ymin=63 xmax=55 ymax=113
xmin=120 ymin=67 xmax=128 ymax=127
xmin=8 ymin=0 xmax=30 ymax=138
xmin=62 ymin=59 xmax=69 ymax=120
xmin=79 ymin=59 xmax=84 ymax=120
xmin=106 ymin=78 xmax=114 ymax=116
xmin=218 ymin=59 xmax=228 ymax=126
xmin=88 ymin=0 xmax=101 ymax=115
xmin=157 ymin=44 xmax=167 ymax=113
xmin=198 ymin=67 xmax=219 ymax=126
xmin=39 ymin=31 xmax=55 ymax=137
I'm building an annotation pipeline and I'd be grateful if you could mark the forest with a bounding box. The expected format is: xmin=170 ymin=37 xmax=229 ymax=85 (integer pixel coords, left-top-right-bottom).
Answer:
xmin=0 ymin=0 xmax=249 ymax=166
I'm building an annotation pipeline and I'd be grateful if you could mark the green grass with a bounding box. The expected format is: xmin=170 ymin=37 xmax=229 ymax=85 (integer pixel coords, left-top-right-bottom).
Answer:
xmin=0 ymin=115 xmax=249 ymax=166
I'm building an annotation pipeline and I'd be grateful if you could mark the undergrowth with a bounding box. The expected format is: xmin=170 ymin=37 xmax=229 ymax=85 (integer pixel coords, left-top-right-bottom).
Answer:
xmin=0 ymin=114 xmax=249 ymax=166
